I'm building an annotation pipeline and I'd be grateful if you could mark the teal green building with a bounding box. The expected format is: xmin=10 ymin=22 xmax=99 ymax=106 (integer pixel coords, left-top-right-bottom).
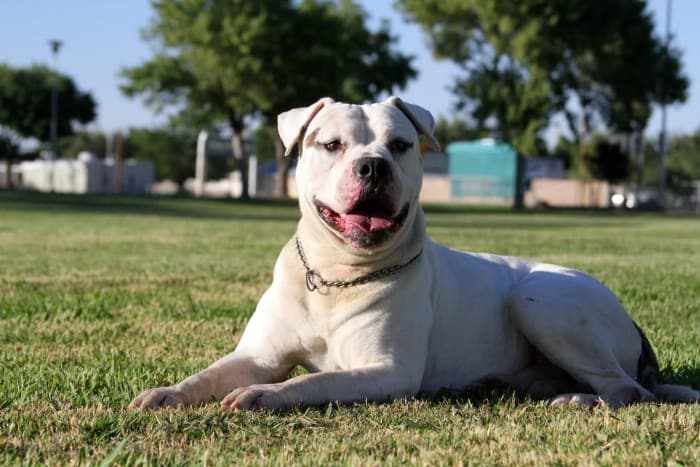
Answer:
xmin=445 ymin=139 xmax=517 ymax=202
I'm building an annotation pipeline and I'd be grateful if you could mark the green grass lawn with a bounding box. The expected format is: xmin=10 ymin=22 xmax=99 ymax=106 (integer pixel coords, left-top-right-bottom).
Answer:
xmin=1 ymin=192 xmax=699 ymax=464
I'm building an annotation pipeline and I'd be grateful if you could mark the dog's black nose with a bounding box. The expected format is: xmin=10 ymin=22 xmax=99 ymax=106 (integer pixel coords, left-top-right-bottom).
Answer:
xmin=353 ymin=157 xmax=391 ymax=185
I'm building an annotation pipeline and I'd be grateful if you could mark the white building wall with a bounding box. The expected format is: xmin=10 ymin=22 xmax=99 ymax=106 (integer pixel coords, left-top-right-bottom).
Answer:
xmin=18 ymin=161 xmax=52 ymax=191
xmin=16 ymin=157 xmax=154 ymax=194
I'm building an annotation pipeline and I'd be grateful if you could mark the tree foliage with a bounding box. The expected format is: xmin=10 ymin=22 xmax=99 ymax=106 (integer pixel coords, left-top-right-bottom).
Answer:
xmin=433 ymin=115 xmax=481 ymax=146
xmin=586 ymin=138 xmax=630 ymax=184
xmin=642 ymin=129 xmax=700 ymax=192
xmin=58 ymin=131 xmax=107 ymax=159
xmin=125 ymin=127 xmax=196 ymax=184
xmin=665 ymin=129 xmax=700 ymax=183
xmin=551 ymin=136 xmax=576 ymax=173
xmin=0 ymin=133 xmax=19 ymax=159
xmin=0 ymin=132 xmax=20 ymax=189
xmin=252 ymin=125 xmax=277 ymax=164
xmin=121 ymin=0 xmax=415 ymax=197
xmin=0 ymin=64 xmax=96 ymax=145
xmin=397 ymin=0 xmax=688 ymax=156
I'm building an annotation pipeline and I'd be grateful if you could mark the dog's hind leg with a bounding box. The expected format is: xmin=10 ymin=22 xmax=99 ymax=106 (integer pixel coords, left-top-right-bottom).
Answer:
xmin=506 ymin=268 xmax=656 ymax=408
xmin=502 ymin=352 xmax=595 ymax=399
xmin=632 ymin=323 xmax=700 ymax=402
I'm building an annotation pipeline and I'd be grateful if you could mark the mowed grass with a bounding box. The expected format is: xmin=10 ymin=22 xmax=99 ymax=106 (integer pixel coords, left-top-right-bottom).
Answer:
xmin=1 ymin=191 xmax=699 ymax=465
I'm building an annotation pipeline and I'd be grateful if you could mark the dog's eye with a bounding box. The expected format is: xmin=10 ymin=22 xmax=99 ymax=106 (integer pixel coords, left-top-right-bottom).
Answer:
xmin=388 ymin=139 xmax=413 ymax=154
xmin=323 ymin=140 xmax=342 ymax=153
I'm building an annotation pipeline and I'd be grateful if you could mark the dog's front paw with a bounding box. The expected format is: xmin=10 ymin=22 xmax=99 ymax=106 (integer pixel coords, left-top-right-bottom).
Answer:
xmin=129 ymin=386 xmax=190 ymax=410
xmin=220 ymin=384 xmax=290 ymax=411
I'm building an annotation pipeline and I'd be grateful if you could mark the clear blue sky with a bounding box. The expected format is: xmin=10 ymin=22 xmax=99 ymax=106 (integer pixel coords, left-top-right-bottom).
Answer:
xmin=1 ymin=0 xmax=698 ymax=143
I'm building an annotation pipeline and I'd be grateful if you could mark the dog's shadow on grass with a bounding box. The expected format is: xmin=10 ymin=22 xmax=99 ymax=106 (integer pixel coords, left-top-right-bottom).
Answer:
xmin=660 ymin=365 xmax=700 ymax=389
xmin=319 ymin=371 xmax=700 ymax=415
xmin=421 ymin=384 xmax=529 ymax=408
xmin=418 ymin=366 xmax=700 ymax=409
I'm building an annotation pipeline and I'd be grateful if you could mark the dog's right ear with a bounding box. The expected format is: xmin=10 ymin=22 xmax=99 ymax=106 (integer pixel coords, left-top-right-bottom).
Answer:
xmin=278 ymin=97 xmax=335 ymax=157
xmin=384 ymin=96 xmax=441 ymax=153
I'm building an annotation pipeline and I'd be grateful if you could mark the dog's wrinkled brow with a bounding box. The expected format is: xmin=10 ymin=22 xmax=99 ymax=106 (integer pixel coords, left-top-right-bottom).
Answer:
xmin=356 ymin=106 xmax=372 ymax=144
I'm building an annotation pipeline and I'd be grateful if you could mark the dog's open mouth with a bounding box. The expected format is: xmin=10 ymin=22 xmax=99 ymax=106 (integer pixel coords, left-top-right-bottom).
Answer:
xmin=316 ymin=198 xmax=409 ymax=247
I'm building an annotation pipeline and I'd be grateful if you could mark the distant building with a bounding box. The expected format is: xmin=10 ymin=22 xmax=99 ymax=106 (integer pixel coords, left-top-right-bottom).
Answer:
xmin=17 ymin=152 xmax=154 ymax=194
xmin=525 ymin=157 xmax=566 ymax=179
xmin=194 ymin=140 xmax=609 ymax=208
xmin=446 ymin=139 xmax=516 ymax=205
xmin=420 ymin=150 xmax=450 ymax=203
xmin=422 ymin=150 xmax=448 ymax=174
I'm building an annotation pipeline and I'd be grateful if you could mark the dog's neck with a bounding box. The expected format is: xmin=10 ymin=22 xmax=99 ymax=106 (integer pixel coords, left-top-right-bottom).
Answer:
xmin=295 ymin=205 xmax=426 ymax=277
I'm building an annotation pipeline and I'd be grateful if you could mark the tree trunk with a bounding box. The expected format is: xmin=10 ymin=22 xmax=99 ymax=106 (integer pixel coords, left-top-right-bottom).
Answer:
xmin=563 ymin=99 xmax=596 ymax=180
xmin=563 ymin=109 xmax=581 ymax=148
xmin=4 ymin=158 xmax=12 ymax=190
xmin=228 ymin=113 xmax=249 ymax=199
xmin=513 ymin=152 xmax=525 ymax=210
xmin=634 ymin=129 xmax=646 ymax=202
xmin=273 ymin=134 xmax=290 ymax=198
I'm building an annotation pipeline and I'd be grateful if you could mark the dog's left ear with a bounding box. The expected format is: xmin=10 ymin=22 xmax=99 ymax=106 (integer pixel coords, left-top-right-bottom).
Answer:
xmin=278 ymin=97 xmax=335 ymax=157
xmin=385 ymin=96 xmax=441 ymax=153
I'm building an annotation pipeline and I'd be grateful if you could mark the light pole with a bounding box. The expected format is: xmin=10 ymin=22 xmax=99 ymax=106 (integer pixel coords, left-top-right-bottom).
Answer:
xmin=48 ymin=39 xmax=62 ymax=159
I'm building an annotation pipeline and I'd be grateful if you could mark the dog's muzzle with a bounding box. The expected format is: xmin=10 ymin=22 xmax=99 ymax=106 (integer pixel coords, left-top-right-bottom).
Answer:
xmin=315 ymin=197 xmax=409 ymax=248
xmin=314 ymin=156 xmax=408 ymax=248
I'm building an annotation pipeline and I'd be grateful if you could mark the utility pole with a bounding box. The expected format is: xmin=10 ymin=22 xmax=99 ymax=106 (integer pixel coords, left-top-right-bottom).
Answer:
xmin=658 ymin=0 xmax=672 ymax=209
xmin=48 ymin=39 xmax=63 ymax=159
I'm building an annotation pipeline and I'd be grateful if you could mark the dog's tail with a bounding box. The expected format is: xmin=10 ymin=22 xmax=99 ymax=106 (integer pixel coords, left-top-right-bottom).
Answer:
xmin=634 ymin=322 xmax=700 ymax=403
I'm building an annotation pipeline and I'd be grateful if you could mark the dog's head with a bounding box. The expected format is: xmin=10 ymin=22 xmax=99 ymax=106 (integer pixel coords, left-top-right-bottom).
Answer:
xmin=278 ymin=97 xmax=440 ymax=251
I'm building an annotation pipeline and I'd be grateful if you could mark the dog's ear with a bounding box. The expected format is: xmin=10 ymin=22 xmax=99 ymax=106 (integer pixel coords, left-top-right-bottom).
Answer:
xmin=385 ymin=96 xmax=441 ymax=153
xmin=278 ymin=97 xmax=335 ymax=157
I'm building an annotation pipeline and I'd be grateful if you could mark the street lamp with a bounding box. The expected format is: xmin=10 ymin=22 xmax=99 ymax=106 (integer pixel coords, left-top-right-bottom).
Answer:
xmin=48 ymin=39 xmax=63 ymax=159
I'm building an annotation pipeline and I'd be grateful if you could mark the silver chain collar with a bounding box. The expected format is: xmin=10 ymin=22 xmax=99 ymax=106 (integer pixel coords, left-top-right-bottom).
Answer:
xmin=295 ymin=236 xmax=422 ymax=292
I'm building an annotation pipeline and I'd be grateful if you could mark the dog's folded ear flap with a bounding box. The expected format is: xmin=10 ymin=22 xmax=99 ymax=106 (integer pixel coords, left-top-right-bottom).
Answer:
xmin=278 ymin=97 xmax=335 ymax=157
xmin=385 ymin=96 xmax=441 ymax=153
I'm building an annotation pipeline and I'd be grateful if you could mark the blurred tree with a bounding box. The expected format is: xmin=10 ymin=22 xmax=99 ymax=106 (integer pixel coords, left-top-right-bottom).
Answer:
xmin=433 ymin=115 xmax=481 ymax=146
xmin=262 ymin=0 xmax=416 ymax=197
xmin=58 ymin=130 xmax=107 ymax=159
xmin=666 ymin=130 xmax=700 ymax=184
xmin=0 ymin=131 xmax=20 ymax=189
xmin=0 ymin=133 xmax=19 ymax=159
xmin=551 ymin=136 xmax=576 ymax=174
xmin=396 ymin=0 xmax=553 ymax=158
xmin=0 ymin=64 xmax=96 ymax=147
xmin=252 ymin=125 xmax=277 ymax=164
xmin=121 ymin=0 xmax=414 ymax=198
xmin=642 ymin=129 xmax=700 ymax=192
xmin=586 ymin=137 xmax=630 ymax=184
xmin=126 ymin=127 xmax=197 ymax=184
xmin=397 ymin=0 xmax=688 ymax=199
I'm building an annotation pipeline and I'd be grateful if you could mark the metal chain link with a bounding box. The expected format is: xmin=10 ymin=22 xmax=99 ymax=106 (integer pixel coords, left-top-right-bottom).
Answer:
xmin=295 ymin=236 xmax=422 ymax=292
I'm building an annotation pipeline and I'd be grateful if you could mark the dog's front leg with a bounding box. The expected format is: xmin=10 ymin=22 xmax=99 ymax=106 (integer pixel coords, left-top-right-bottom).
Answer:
xmin=129 ymin=352 xmax=290 ymax=410
xmin=220 ymin=361 xmax=422 ymax=411
xmin=129 ymin=283 xmax=304 ymax=410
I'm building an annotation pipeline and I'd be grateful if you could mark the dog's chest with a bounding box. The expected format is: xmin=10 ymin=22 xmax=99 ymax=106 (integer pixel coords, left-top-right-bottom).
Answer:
xmin=296 ymin=285 xmax=402 ymax=371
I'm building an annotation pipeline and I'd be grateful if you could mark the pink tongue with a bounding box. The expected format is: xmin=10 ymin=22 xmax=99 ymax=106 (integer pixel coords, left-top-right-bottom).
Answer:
xmin=344 ymin=214 xmax=393 ymax=232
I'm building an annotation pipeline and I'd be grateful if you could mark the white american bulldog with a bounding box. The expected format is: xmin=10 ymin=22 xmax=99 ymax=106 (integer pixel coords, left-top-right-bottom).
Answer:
xmin=131 ymin=97 xmax=699 ymax=411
